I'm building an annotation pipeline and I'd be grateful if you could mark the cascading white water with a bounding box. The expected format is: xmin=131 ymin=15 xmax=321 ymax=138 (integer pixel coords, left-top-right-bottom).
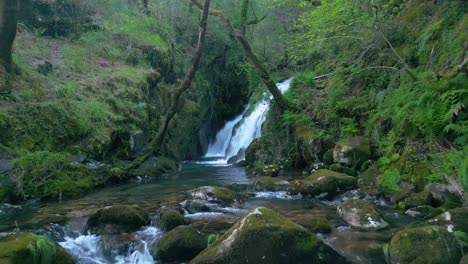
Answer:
xmin=203 ymin=78 xmax=292 ymax=164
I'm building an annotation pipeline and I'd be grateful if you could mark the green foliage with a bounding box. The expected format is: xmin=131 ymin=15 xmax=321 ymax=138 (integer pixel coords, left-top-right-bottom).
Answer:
xmin=207 ymin=234 xmax=218 ymax=246
xmin=290 ymin=72 xmax=316 ymax=90
xmin=380 ymin=168 xmax=401 ymax=194
xmin=14 ymin=151 xmax=92 ymax=199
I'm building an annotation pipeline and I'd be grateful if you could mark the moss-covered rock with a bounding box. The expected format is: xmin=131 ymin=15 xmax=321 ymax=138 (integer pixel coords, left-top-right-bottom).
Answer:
xmin=191 ymin=207 xmax=349 ymax=264
xmin=158 ymin=206 xmax=187 ymax=231
xmin=427 ymin=207 xmax=468 ymax=233
xmin=405 ymin=205 xmax=443 ymax=219
xmin=86 ymin=205 xmax=150 ymax=235
xmin=337 ymin=199 xmax=388 ymax=230
xmin=155 ymin=225 xmax=207 ymax=262
xmin=248 ymin=164 xmax=281 ymax=177
xmin=333 ymin=137 xmax=371 ymax=168
xmin=424 ymin=183 xmax=461 ymax=206
xmin=322 ymin=148 xmax=334 ymax=165
xmin=0 ymin=233 xmax=74 ymax=264
xmin=132 ymin=156 xmax=177 ymax=177
xmin=403 ymin=191 xmax=433 ymax=209
xmin=297 ymin=217 xmax=332 ymax=233
xmin=253 ymin=177 xmax=290 ymax=192
xmin=388 ymin=225 xmax=463 ymax=264
xmin=290 ymin=169 xmax=357 ymax=199
xmin=187 ymin=186 xmax=239 ymax=207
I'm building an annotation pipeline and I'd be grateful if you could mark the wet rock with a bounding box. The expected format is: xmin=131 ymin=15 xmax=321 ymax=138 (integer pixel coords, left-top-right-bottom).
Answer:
xmin=192 ymin=207 xmax=349 ymax=264
xmin=427 ymin=207 xmax=468 ymax=233
xmin=249 ymin=164 xmax=281 ymax=177
xmin=296 ymin=217 xmax=332 ymax=233
xmin=180 ymin=200 xmax=211 ymax=214
xmin=290 ymin=169 xmax=357 ymax=199
xmin=186 ymin=186 xmax=239 ymax=207
xmin=387 ymin=225 xmax=463 ymax=264
xmin=86 ymin=205 xmax=150 ymax=235
xmin=129 ymin=130 xmax=146 ymax=155
xmin=227 ymin=148 xmax=246 ymax=164
xmin=337 ymin=199 xmax=388 ymax=230
xmin=424 ymin=183 xmax=461 ymax=206
xmin=405 ymin=205 xmax=442 ymax=219
xmin=155 ymin=225 xmax=207 ymax=262
xmin=158 ymin=206 xmax=187 ymax=231
xmin=403 ymin=191 xmax=433 ymax=209
xmin=254 ymin=177 xmax=290 ymax=192
xmin=333 ymin=137 xmax=371 ymax=167
xmin=133 ymin=156 xmax=177 ymax=176
xmin=0 ymin=232 xmax=74 ymax=264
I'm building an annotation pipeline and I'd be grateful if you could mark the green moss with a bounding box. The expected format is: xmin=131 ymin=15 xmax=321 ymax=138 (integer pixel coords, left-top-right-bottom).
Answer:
xmin=334 ymin=137 xmax=371 ymax=168
xmin=404 ymin=191 xmax=433 ymax=209
xmin=296 ymin=169 xmax=357 ymax=199
xmin=389 ymin=225 xmax=462 ymax=264
xmin=211 ymin=187 xmax=237 ymax=203
xmin=300 ymin=218 xmax=332 ymax=233
xmin=87 ymin=205 xmax=150 ymax=234
xmin=155 ymin=226 xmax=207 ymax=262
xmin=159 ymin=207 xmax=186 ymax=231
xmin=0 ymin=233 xmax=73 ymax=264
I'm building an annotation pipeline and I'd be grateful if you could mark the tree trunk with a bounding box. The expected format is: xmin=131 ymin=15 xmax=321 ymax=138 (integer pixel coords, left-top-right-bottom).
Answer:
xmin=0 ymin=0 xmax=20 ymax=72
xmin=190 ymin=0 xmax=291 ymax=110
xmin=126 ymin=0 xmax=211 ymax=172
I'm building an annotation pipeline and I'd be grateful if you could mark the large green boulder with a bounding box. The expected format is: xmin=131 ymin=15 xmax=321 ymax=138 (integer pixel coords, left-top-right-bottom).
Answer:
xmin=0 ymin=233 xmax=74 ymax=264
xmin=333 ymin=137 xmax=371 ymax=167
xmin=187 ymin=186 xmax=239 ymax=207
xmin=387 ymin=225 xmax=463 ymax=264
xmin=427 ymin=207 xmax=468 ymax=233
xmin=155 ymin=225 xmax=207 ymax=262
xmin=86 ymin=205 xmax=150 ymax=235
xmin=191 ymin=207 xmax=349 ymax=264
xmin=290 ymin=169 xmax=357 ymax=199
xmin=403 ymin=191 xmax=433 ymax=209
xmin=337 ymin=199 xmax=388 ymax=230
xmin=158 ymin=206 xmax=187 ymax=231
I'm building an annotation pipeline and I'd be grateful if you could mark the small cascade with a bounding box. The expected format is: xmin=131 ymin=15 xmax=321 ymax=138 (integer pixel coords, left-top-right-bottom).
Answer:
xmin=203 ymin=78 xmax=292 ymax=164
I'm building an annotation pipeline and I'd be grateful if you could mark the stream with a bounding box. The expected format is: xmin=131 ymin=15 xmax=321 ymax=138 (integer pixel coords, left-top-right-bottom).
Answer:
xmin=0 ymin=78 xmax=416 ymax=263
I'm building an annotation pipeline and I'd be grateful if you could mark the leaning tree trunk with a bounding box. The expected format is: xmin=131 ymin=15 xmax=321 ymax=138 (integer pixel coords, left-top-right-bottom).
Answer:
xmin=0 ymin=0 xmax=20 ymax=72
xmin=127 ymin=0 xmax=211 ymax=171
xmin=190 ymin=0 xmax=291 ymax=110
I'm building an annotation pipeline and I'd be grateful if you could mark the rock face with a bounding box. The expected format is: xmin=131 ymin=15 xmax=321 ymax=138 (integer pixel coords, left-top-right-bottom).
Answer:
xmin=254 ymin=177 xmax=290 ymax=192
xmin=0 ymin=233 xmax=74 ymax=264
xmin=388 ymin=225 xmax=463 ymax=264
xmin=186 ymin=186 xmax=239 ymax=207
xmin=424 ymin=183 xmax=461 ymax=206
xmin=333 ymin=137 xmax=371 ymax=167
xmin=158 ymin=206 xmax=187 ymax=231
xmin=133 ymin=156 xmax=177 ymax=176
xmin=337 ymin=199 xmax=388 ymax=230
xmin=155 ymin=225 xmax=207 ymax=262
xmin=290 ymin=169 xmax=357 ymax=199
xmin=191 ymin=207 xmax=349 ymax=264
xmin=86 ymin=205 xmax=150 ymax=234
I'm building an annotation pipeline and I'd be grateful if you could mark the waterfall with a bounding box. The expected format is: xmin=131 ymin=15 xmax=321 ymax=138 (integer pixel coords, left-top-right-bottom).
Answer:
xmin=203 ymin=78 xmax=292 ymax=164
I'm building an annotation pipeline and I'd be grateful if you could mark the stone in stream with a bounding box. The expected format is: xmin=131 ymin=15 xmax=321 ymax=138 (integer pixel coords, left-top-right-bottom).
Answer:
xmin=337 ymin=199 xmax=388 ymax=230
xmin=387 ymin=225 xmax=463 ymax=264
xmin=427 ymin=207 xmax=468 ymax=233
xmin=0 ymin=232 xmax=74 ymax=264
xmin=405 ymin=205 xmax=442 ymax=219
xmin=186 ymin=186 xmax=240 ymax=207
xmin=253 ymin=176 xmax=290 ymax=192
xmin=158 ymin=206 xmax=187 ymax=231
xmin=86 ymin=205 xmax=150 ymax=235
xmin=289 ymin=169 xmax=357 ymax=199
xmin=191 ymin=207 xmax=349 ymax=264
xmin=154 ymin=225 xmax=207 ymax=262
xmin=333 ymin=136 xmax=371 ymax=167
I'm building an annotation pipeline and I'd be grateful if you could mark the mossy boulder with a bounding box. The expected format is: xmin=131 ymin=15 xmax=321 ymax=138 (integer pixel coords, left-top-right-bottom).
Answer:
xmin=297 ymin=217 xmax=332 ymax=233
xmin=405 ymin=205 xmax=443 ymax=219
xmin=86 ymin=205 xmax=150 ymax=235
xmin=0 ymin=233 xmax=74 ymax=264
xmin=180 ymin=200 xmax=211 ymax=214
xmin=424 ymin=183 xmax=461 ymax=206
xmin=191 ymin=207 xmax=349 ymax=264
xmin=253 ymin=177 xmax=290 ymax=192
xmin=290 ymin=169 xmax=357 ymax=199
xmin=427 ymin=207 xmax=468 ymax=233
xmin=337 ymin=199 xmax=388 ymax=230
xmin=132 ymin=156 xmax=177 ymax=177
xmin=333 ymin=137 xmax=371 ymax=167
xmin=159 ymin=206 xmax=187 ymax=231
xmin=403 ymin=191 xmax=433 ymax=209
xmin=155 ymin=225 xmax=207 ymax=262
xmin=248 ymin=164 xmax=281 ymax=177
xmin=187 ymin=186 xmax=239 ymax=206
xmin=387 ymin=225 xmax=463 ymax=264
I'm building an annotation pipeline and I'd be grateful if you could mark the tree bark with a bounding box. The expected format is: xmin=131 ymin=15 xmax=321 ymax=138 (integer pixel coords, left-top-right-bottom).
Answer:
xmin=0 ymin=0 xmax=20 ymax=72
xmin=127 ymin=0 xmax=211 ymax=171
xmin=190 ymin=0 xmax=290 ymax=110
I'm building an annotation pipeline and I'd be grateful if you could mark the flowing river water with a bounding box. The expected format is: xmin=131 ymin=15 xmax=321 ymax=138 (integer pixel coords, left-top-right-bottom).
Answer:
xmin=0 ymin=79 xmax=415 ymax=263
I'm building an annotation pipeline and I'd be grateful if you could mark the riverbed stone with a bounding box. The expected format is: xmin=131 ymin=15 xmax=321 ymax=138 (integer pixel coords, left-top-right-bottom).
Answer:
xmin=187 ymin=186 xmax=239 ymax=206
xmin=388 ymin=225 xmax=463 ymax=264
xmin=337 ymin=199 xmax=388 ymax=230
xmin=180 ymin=200 xmax=211 ymax=214
xmin=333 ymin=137 xmax=371 ymax=167
xmin=191 ymin=207 xmax=349 ymax=264
xmin=254 ymin=176 xmax=290 ymax=191
xmin=249 ymin=164 xmax=281 ymax=177
xmin=405 ymin=205 xmax=442 ymax=219
xmin=159 ymin=206 xmax=187 ymax=231
xmin=403 ymin=190 xmax=433 ymax=209
xmin=86 ymin=205 xmax=150 ymax=234
xmin=0 ymin=232 xmax=74 ymax=264
xmin=290 ymin=169 xmax=357 ymax=199
xmin=155 ymin=225 xmax=207 ymax=262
